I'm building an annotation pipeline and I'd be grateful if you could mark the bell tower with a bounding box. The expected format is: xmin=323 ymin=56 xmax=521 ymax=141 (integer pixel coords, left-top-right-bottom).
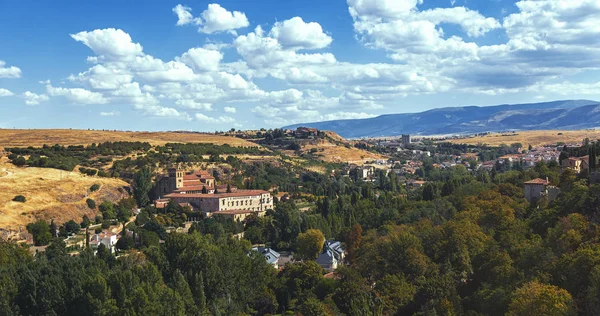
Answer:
xmin=168 ymin=167 xmax=184 ymax=191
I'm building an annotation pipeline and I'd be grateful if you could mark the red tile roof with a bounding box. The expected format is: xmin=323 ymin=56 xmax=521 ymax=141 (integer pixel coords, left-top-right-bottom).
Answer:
xmin=165 ymin=190 xmax=269 ymax=199
xmin=524 ymin=178 xmax=549 ymax=185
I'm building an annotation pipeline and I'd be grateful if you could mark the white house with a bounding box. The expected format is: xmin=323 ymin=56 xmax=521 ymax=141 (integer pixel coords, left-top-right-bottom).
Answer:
xmin=90 ymin=232 xmax=118 ymax=254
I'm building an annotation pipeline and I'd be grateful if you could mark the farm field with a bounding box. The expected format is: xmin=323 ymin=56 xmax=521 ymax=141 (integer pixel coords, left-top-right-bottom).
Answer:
xmin=0 ymin=157 xmax=128 ymax=235
xmin=446 ymin=130 xmax=600 ymax=147
xmin=0 ymin=129 xmax=258 ymax=149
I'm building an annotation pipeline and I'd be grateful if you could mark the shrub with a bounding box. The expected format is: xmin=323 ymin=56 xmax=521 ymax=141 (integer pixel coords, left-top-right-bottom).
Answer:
xmin=90 ymin=184 xmax=100 ymax=192
xmin=12 ymin=156 xmax=27 ymax=166
xmin=7 ymin=153 xmax=17 ymax=160
xmin=86 ymin=198 xmax=96 ymax=209
xmin=13 ymin=195 xmax=26 ymax=203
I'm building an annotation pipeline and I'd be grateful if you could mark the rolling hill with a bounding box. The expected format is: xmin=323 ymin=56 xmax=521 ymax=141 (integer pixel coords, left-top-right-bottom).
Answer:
xmin=283 ymin=100 xmax=600 ymax=138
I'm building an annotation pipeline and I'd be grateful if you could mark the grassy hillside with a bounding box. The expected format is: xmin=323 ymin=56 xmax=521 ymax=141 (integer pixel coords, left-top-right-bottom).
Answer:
xmin=446 ymin=129 xmax=600 ymax=147
xmin=0 ymin=158 xmax=128 ymax=235
xmin=0 ymin=129 xmax=258 ymax=148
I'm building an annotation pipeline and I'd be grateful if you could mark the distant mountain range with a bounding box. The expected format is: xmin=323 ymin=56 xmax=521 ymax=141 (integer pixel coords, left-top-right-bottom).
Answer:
xmin=283 ymin=100 xmax=600 ymax=138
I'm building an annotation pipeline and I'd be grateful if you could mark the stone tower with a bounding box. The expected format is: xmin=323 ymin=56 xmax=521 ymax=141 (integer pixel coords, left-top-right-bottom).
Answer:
xmin=168 ymin=167 xmax=184 ymax=192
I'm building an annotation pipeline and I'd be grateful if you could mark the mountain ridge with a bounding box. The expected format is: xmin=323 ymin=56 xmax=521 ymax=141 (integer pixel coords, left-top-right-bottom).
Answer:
xmin=283 ymin=100 xmax=600 ymax=138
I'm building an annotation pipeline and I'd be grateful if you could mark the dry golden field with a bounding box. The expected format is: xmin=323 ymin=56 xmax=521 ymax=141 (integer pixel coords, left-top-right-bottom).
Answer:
xmin=0 ymin=158 xmax=128 ymax=232
xmin=446 ymin=130 xmax=600 ymax=147
xmin=0 ymin=129 xmax=258 ymax=149
xmin=304 ymin=140 xmax=386 ymax=164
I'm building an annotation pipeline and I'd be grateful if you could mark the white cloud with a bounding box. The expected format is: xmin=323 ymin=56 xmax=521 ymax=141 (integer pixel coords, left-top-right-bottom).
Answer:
xmin=174 ymin=3 xmax=250 ymax=34
xmin=224 ymin=106 xmax=236 ymax=113
xmin=100 ymin=111 xmax=120 ymax=116
xmin=348 ymin=0 xmax=423 ymax=20
xmin=0 ymin=88 xmax=14 ymax=97
xmin=68 ymin=65 xmax=133 ymax=90
xmin=175 ymin=99 xmax=213 ymax=110
xmin=70 ymin=28 xmax=143 ymax=61
xmin=172 ymin=4 xmax=198 ymax=26
xmin=46 ymin=83 xmax=109 ymax=105
xmin=195 ymin=113 xmax=235 ymax=123
xmin=0 ymin=60 xmax=21 ymax=78
xmin=178 ymin=47 xmax=223 ymax=72
xmin=234 ymin=26 xmax=336 ymax=69
xmin=269 ymin=17 xmax=332 ymax=50
xmin=22 ymin=91 xmax=49 ymax=105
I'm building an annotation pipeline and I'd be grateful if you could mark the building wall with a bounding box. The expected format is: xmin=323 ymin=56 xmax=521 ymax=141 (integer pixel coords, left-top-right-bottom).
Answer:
xmin=525 ymin=184 xmax=545 ymax=203
xmin=169 ymin=193 xmax=273 ymax=216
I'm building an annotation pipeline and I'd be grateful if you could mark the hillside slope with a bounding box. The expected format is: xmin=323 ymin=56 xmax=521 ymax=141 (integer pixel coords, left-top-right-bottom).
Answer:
xmin=0 ymin=158 xmax=128 ymax=235
xmin=283 ymin=100 xmax=600 ymax=138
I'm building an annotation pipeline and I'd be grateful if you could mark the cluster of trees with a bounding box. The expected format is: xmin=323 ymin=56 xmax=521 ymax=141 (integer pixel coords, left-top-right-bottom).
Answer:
xmin=157 ymin=143 xmax=268 ymax=157
xmin=7 ymin=142 xmax=150 ymax=171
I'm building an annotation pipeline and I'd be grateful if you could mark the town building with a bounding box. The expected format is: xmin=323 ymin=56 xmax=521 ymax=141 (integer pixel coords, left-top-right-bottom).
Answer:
xmin=90 ymin=232 xmax=118 ymax=254
xmin=524 ymin=178 xmax=560 ymax=204
xmin=316 ymin=241 xmax=345 ymax=272
xmin=156 ymin=168 xmax=218 ymax=197
xmin=402 ymin=134 xmax=411 ymax=147
xmin=156 ymin=167 xmax=274 ymax=219
xmin=562 ymin=156 xmax=589 ymax=174
xmin=252 ymin=246 xmax=281 ymax=269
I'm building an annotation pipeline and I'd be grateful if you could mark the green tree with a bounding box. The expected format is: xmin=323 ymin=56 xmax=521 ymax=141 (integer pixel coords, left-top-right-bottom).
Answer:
xmin=133 ymin=167 xmax=153 ymax=207
xmin=506 ymin=281 xmax=576 ymax=316
xmin=26 ymin=220 xmax=53 ymax=246
xmin=375 ymin=274 xmax=417 ymax=315
xmin=81 ymin=215 xmax=91 ymax=229
xmin=296 ymin=229 xmax=325 ymax=260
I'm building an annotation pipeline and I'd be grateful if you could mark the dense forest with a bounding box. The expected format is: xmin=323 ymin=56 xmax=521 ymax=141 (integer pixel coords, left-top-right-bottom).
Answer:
xmin=2 ymin=140 xmax=600 ymax=315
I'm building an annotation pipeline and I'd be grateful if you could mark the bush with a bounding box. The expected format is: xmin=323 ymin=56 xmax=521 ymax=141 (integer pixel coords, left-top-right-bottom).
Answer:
xmin=90 ymin=184 xmax=100 ymax=192
xmin=63 ymin=220 xmax=81 ymax=235
xmin=13 ymin=195 xmax=26 ymax=203
xmin=12 ymin=156 xmax=27 ymax=167
xmin=86 ymin=198 xmax=96 ymax=209
xmin=7 ymin=153 xmax=17 ymax=160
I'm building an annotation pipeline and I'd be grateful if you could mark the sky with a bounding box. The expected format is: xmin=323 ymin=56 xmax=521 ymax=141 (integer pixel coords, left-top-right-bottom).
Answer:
xmin=1 ymin=0 xmax=600 ymax=131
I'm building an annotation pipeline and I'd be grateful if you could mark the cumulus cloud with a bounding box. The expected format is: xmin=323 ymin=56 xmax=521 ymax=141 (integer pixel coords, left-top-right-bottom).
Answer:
xmin=198 ymin=3 xmax=249 ymax=34
xmin=0 ymin=60 xmax=21 ymax=78
xmin=347 ymin=0 xmax=600 ymax=94
xmin=234 ymin=26 xmax=336 ymax=69
xmin=46 ymin=83 xmax=109 ymax=105
xmin=22 ymin=91 xmax=49 ymax=105
xmin=172 ymin=4 xmax=197 ymax=26
xmin=224 ymin=106 xmax=236 ymax=113
xmin=0 ymin=88 xmax=14 ymax=97
xmin=269 ymin=17 xmax=332 ymax=50
xmin=175 ymin=99 xmax=213 ymax=110
xmin=178 ymin=47 xmax=223 ymax=72
xmin=70 ymin=28 xmax=143 ymax=61
xmin=195 ymin=113 xmax=235 ymax=123
xmin=173 ymin=3 xmax=249 ymax=34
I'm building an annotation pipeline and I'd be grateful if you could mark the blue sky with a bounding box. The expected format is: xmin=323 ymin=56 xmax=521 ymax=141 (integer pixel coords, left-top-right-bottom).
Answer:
xmin=1 ymin=0 xmax=599 ymax=131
